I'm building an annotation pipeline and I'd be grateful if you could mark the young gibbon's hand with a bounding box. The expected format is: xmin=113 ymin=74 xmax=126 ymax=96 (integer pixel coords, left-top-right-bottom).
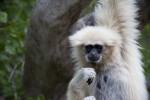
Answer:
xmin=67 ymin=68 xmax=96 ymax=100
xmin=69 ymin=68 xmax=96 ymax=92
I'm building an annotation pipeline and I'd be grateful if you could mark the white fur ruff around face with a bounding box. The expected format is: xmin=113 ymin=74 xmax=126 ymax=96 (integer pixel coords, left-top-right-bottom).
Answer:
xmin=69 ymin=26 xmax=122 ymax=48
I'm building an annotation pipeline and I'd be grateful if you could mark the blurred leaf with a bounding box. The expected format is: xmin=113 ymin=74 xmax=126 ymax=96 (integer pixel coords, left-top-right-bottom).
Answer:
xmin=0 ymin=54 xmax=9 ymax=61
xmin=0 ymin=11 xmax=7 ymax=23
xmin=37 ymin=94 xmax=45 ymax=100
xmin=11 ymin=34 xmax=17 ymax=38
xmin=26 ymin=97 xmax=35 ymax=100
xmin=5 ymin=45 xmax=15 ymax=55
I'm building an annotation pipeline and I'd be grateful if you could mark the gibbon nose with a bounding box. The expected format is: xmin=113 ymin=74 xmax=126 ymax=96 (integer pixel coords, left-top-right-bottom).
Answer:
xmin=91 ymin=52 xmax=96 ymax=55
xmin=88 ymin=53 xmax=99 ymax=62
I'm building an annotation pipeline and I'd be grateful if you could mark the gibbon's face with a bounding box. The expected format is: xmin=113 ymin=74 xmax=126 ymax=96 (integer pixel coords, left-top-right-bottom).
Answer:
xmin=84 ymin=44 xmax=103 ymax=63
xmin=69 ymin=26 xmax=121 ymax=66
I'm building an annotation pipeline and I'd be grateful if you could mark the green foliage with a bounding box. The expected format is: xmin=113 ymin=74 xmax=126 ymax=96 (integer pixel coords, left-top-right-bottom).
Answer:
xmin=140 ymin=25 xmax=150 ymax=79
xmin=37 ymin=95 xmax=45 ymax=100
xmin=0 ymin=0 xmax=35 ymax=99
xmin=0 ymin=11 xmax=7 ymax=23
xmin=26 ymin=97 xmax=35 ymax=100
xmin=26 ymin=95 xmax=46 ymax=100
xmin=140 ymin=25 xmax=150 ymax=93
xmin=84 ymin=0 xmax=98 ymax=15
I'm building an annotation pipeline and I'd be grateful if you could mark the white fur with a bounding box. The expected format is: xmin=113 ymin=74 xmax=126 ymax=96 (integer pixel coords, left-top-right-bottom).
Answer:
xmin=67 ymin=0 xmax=148 ymax=100
xmin=69 ymin=26 xmax=121 ymax=47
xmin=83 ymin=96 xmax=96 ymax=100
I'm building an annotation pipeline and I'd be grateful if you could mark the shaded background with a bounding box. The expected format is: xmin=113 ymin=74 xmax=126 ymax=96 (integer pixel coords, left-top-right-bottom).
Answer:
xmin=0 ymin=0 xmax=150 ymax=100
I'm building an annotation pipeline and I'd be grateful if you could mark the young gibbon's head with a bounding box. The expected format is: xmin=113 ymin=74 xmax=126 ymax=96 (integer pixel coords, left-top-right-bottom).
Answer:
xmin=69 ymin=26 xmax=122 ymax=68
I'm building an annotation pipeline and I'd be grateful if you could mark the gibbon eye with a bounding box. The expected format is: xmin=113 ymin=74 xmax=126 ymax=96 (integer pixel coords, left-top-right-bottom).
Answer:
xmin=85 ymin=45 xmax=93 ymax=53
xmin=95 ymin=44 xmax=103 ymax=53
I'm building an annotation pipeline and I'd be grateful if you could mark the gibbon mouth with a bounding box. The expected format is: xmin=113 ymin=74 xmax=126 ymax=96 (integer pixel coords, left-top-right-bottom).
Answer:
xmin=87 ymin=55 xmax=100 ymax=61
xmin=86 ymin=56 xmax=102 ymax=64
xmin=85 ymin=55 xmax=102 ymax=65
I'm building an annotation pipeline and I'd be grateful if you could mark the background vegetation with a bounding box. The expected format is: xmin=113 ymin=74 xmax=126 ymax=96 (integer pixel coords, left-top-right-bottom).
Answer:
xmin=0 ymin=0 xmax=36 ymax=100
xmin=0 ymin=0 xmax=149 ymax=100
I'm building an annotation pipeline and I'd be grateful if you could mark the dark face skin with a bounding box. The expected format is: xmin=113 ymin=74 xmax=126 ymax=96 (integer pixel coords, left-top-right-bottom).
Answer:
xmin=84 ymin=44 xmax=103 ymax=63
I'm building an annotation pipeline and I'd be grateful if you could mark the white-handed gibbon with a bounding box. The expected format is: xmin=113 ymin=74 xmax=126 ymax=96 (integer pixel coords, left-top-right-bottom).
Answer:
xmin=67 ymin=0 xmax=148 ymax=100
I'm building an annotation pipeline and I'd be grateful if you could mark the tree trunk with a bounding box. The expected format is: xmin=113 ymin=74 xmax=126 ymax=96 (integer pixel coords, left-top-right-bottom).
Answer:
xmin=23 ymin=0 xmax=150 ymax=100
